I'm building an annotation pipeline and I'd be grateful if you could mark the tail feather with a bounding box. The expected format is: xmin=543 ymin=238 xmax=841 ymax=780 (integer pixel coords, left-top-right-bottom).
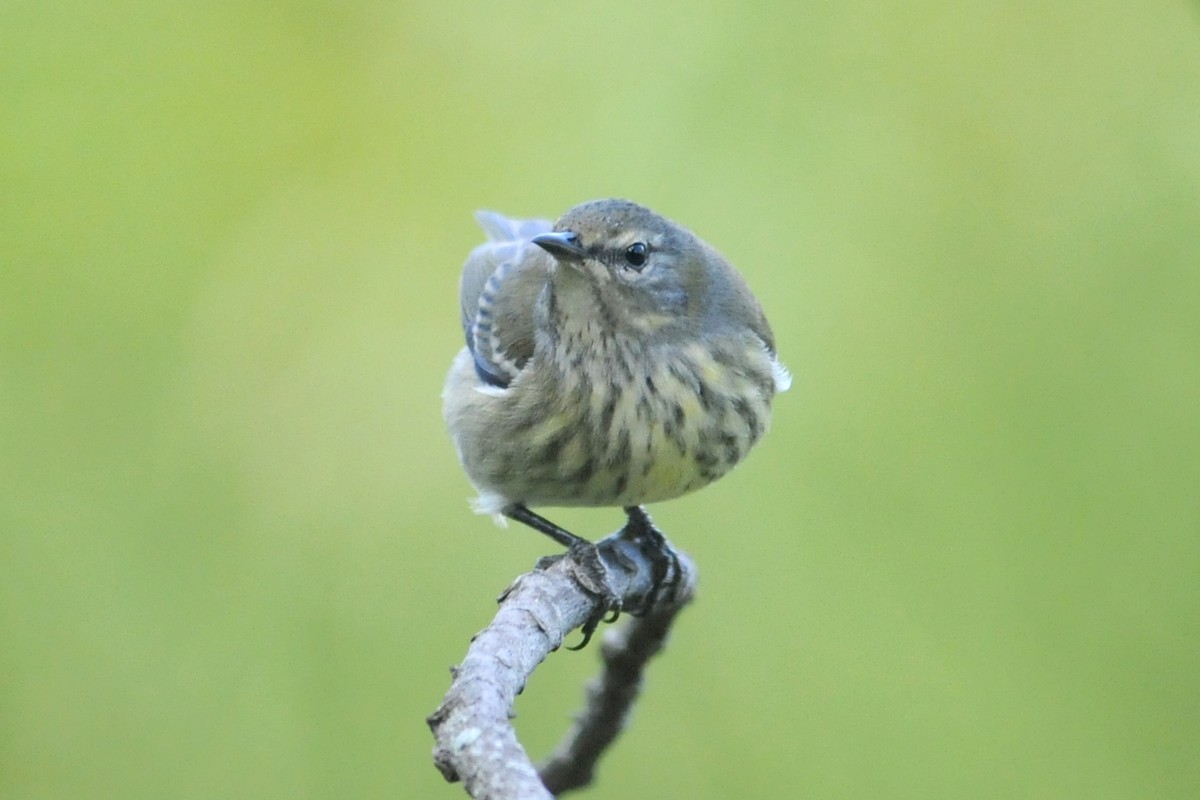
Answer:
xmin=474 ymin=210 xmax=551 ymax=242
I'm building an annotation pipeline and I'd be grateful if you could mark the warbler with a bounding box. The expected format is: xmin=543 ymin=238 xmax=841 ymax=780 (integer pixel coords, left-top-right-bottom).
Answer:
xmin=443 ymin=198 xmax=791 ymax=548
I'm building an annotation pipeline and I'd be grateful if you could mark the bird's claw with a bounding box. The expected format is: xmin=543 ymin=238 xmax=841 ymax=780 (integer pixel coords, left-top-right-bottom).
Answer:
xmin=567 ymin=597 xmax=622 ymax=651
xmin=621 ymin=506 xmax=683 ymax=616
xmin=561 ymin=539 xmax=622 ymax=650
xmin=533 ymin=508 xmax=682 ymax=650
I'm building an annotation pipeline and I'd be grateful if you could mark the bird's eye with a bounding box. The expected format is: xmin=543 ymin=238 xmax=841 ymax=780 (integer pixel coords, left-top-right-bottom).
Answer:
xmin=624 ymin=242 xmax=649 ymax=271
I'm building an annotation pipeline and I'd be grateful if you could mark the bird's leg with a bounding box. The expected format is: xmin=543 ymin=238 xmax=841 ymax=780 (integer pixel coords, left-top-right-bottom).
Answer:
xmin=504 ymin=503 xmax=590 ymax=549
xmin=505 ymin=503 xmax=618 ymax=649
xmin=621 ymin=505 xmax=682 ymax=616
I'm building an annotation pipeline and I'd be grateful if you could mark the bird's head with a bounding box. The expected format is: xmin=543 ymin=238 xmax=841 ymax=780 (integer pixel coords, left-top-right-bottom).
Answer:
xmin=532 ymin=198 xmax=712 ymax=337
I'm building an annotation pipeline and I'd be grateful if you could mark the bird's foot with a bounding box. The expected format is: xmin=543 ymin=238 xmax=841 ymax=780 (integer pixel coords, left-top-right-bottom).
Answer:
xmin=512 ymin=503 xmax=681 ymax=648
xmin=533 ymin=538 xmax=622 ymax=650
xmin=562 ymin=538 xmax=624 ymax=650
xmin=508 ymin=503 xmax=622 ymax=649
xmin=620 ymin=505 xmax=683 ymax=617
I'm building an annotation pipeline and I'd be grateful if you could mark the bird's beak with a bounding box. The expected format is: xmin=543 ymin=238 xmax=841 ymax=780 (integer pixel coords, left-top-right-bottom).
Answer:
xmin=532 ymin=231 xmax=586 ymax=262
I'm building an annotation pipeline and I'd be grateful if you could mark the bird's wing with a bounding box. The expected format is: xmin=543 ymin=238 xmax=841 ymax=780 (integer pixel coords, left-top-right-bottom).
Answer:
xmin=740 ymin=300 xmax=792 ymax=392
xmin=459 ymin=211 xmax=553 ymax=387
xmin=698 ymin=243 xmax=793 ymax=393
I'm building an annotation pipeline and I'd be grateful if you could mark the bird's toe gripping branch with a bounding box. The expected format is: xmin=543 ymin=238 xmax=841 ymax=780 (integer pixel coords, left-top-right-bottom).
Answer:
xmin=534 ymin=539 xmax=622 ymax=650
xmin=619 ymin=506 xmax=684 ymax=616
xmin=530 ymin=507 xmax=685 ymax=650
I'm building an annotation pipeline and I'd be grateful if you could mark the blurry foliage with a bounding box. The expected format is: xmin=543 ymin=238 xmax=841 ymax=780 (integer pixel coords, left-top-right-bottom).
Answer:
xmin=2 ymin=2 xmax=1199 ymax=798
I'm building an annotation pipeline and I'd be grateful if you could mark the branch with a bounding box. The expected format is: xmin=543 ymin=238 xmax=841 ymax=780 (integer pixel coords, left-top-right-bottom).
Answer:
xmin=428 ymin=526 xmax=697 ymax=799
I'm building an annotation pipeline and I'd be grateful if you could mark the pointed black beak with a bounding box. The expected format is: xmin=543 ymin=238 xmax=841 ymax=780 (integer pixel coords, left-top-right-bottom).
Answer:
xmin=532 ymin=230 xmax=586 ymax=261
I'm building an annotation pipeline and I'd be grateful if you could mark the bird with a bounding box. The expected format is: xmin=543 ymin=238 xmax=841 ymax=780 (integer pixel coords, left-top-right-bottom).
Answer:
xmin=443 ymin=198 xmax=791 ymax=552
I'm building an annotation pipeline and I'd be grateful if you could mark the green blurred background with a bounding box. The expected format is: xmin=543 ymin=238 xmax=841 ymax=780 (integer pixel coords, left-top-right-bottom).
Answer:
xmin=3 ymin=2 xmax=1198 ymax=798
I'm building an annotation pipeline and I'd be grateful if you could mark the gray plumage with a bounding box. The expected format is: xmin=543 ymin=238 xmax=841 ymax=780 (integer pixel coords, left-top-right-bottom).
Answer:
xmin=444 ymin=198 xmax=791 ymax=530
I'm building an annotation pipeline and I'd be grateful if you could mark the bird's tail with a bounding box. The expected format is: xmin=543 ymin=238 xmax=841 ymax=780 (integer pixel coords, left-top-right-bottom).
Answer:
xmin=474 ymin=210 xmax=552 ymax=243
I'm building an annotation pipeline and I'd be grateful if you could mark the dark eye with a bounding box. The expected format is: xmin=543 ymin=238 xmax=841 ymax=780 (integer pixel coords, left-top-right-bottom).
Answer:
xmin=624 ymin=242 xmax=648 ymax=270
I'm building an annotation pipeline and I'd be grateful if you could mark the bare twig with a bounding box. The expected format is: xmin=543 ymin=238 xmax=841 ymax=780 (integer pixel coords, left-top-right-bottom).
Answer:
xmin=428 ymin=526 xmax=697 ymax=799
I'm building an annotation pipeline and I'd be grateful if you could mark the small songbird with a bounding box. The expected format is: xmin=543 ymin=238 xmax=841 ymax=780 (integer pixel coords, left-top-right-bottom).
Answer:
xmin=443 ymin=198 xmax=791 ymax=549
